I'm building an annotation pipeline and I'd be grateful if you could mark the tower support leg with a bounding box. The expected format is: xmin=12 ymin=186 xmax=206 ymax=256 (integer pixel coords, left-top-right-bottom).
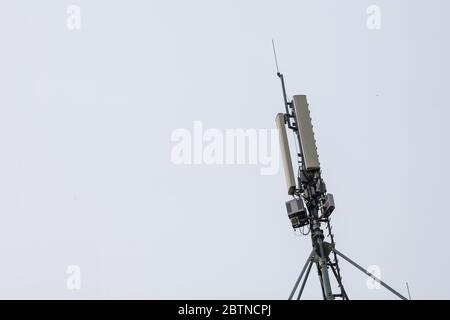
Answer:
xmin=330 ymin=264 xmax=348 ymax=300
xmin=331 ymin=247 xmax=408 ymax=300
xmin=297 ymin=259 xmax=313 ymax=300
xmin=289 ymin=250 xmax=314 ymax=300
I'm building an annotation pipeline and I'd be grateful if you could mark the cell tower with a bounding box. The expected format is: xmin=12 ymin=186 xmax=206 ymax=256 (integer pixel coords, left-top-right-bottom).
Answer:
xmin=272 ymin=41 xmax=408 ymax=300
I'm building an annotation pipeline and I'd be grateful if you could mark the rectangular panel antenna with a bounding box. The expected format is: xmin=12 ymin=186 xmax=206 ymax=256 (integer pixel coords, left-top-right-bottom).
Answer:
xmin=292 ymin=95 xmax=321 ymax=171
xmin=276 ymin=113 xmax=296 ymax=195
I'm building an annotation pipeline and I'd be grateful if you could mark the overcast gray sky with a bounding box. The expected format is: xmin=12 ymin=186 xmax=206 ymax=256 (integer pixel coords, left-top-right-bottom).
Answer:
xmin=0 ymin=0 xmax=449 ymax=299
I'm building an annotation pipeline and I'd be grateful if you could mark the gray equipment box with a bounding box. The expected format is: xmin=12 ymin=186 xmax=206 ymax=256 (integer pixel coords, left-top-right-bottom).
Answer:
xmin=322 ymin=193 xmax=335 ymax=218
xmin=286 ymin=198 xmax=308 ymax=229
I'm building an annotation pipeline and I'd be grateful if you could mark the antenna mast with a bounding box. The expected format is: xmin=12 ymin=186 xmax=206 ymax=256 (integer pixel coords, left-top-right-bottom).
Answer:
xmin=272 ymin=41 xmax=408 ymax=300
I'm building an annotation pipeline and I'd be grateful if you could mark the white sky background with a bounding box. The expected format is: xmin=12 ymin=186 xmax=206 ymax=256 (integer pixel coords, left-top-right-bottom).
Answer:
xmin=0 ymin=0 xmax=449 ymax=299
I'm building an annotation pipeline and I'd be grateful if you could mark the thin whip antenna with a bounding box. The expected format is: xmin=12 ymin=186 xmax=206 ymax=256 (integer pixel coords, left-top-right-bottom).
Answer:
xmin=272 ymin=39 xmax=280 ymax=74
xmin=406 ymin=282 xmax=412 ymax=300
xmin=271 ymin=40 xmax=290 ymax=115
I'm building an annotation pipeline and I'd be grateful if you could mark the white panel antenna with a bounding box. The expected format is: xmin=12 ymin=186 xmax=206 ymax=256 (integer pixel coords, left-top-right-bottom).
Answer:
xmin=292 ymin=95 xmax=320 ymax=171
xmin=276 ymin=113 xmax=296 ymax=195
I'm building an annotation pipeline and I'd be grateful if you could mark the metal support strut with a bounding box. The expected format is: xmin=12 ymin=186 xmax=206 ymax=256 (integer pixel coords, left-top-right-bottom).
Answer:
xmin=289 ymin=250 xmax=314 ymax=300
xmin=331 ymin=247 xmax=408 ymax=300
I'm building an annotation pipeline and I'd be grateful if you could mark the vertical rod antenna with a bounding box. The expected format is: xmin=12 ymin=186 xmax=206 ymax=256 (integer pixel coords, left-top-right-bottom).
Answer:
xmin=272 ymin=39 xmax=281 ymax=74
xmin=272 ymin=40 xmax=290 ymax=116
